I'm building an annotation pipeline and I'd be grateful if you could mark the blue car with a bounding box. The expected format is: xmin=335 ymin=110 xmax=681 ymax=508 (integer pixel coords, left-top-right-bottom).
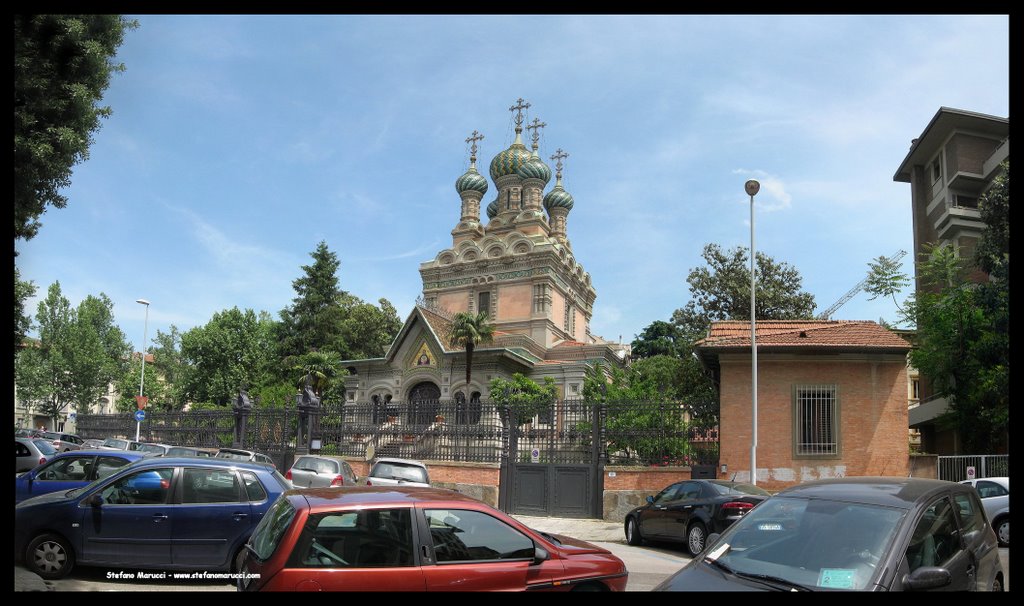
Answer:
xmin=15 ymin=457 xmax=290 ymax=580
xmin=15 ymin=450 xmax=150 ymax=504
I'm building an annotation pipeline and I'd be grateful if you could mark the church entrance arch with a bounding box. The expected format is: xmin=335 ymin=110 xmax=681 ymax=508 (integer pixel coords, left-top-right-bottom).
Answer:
xmin=407 ymin=381 xmax=440 ymax=425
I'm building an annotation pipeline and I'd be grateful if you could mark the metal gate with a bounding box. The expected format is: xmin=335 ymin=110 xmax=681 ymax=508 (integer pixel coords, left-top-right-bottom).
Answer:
xmin=501 ymin=400 xmax=603 ymax=519
xmin=937 ymin=455 xmax=1010 ymax=482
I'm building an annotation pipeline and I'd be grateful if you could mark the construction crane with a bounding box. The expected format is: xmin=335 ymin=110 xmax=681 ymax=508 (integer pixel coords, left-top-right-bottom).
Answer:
xmin=817 ymin=249 xmax=907 ymax=320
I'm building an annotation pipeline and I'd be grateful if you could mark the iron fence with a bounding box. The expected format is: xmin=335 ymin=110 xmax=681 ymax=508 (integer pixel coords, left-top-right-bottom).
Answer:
xmin=937 ymin=455 xmax=1010 ymax=482
xmin=75 ymin=399 xmax=719 ymax=468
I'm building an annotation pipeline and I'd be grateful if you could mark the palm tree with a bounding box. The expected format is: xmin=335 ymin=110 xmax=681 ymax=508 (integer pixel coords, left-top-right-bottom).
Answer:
xmin=291 ymin=349 xmax=343 ymax=399
xmin=449 ymin=311 xmax=495 ymax=390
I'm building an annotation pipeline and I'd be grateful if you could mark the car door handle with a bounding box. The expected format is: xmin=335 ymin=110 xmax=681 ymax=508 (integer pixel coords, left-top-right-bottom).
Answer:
xmin=152 ymin=514 xmax=169 ymax=522
xmin=232 ymin=512 xmax=249 ymax=521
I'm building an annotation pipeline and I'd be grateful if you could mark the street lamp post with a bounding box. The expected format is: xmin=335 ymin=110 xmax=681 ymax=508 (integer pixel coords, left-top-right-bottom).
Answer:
xmin=745 ymin=180 xmax=760 ymax=485
xmin=136 ymin=298 xmax=150 ymax=442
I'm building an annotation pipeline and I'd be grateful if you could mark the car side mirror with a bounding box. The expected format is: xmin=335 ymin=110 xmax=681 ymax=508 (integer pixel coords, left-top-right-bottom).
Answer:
xmin=87 ymin=494 xmax=104 ymax=507
xmin=902 ymin=566 xmax=952 ymax=591
xmin=533 ymin=545 xmax=550 ymax=565
xmin=646 ymin=495 xmax=655 ymax=504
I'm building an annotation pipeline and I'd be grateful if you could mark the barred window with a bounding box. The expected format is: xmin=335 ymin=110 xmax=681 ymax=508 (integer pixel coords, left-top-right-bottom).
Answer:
xmin=793 ymin=385 xmax=839 ymax=456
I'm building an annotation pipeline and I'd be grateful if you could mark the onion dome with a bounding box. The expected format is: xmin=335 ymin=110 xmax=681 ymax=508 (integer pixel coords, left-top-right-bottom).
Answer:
xmin=543 ymin=181 xmax=574 ymax=211
xmin=455 ymin=167 xmax=488 ymax=195
xmin=486 ymin=198 xmax=499 ymax=219
xmin=543 ymin=147 xmax=574 ymax=211
xmin=517 ymin=152 xmax=552 ymax=183
xmin=457 ymin=130 xmax=489 ymax=195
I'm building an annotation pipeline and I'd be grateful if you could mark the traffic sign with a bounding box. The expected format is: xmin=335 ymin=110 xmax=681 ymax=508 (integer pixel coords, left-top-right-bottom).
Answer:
xmin=966 ymin=466 xmax=976 ymax=480
xmin=134 ymin=410 xmax=146 ymax=422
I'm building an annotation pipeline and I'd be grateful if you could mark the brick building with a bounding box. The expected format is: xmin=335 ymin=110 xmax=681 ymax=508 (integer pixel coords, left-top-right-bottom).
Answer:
xmin=892 ymin=107 xmax=1009 ymax=454
xmin=695 ymin=320 xmax=911 ymax=491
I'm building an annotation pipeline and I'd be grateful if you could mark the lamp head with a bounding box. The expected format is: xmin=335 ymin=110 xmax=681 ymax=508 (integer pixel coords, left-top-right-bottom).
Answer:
xmin=136 ymin=298 xmax=150 ymax=306
xmin=744 ymin=180 xmax=760 ymax=197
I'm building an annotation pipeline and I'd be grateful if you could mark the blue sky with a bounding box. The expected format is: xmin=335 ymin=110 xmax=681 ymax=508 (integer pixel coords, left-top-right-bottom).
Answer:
xmin=15 ymin=15 xmax=1010 ymax=354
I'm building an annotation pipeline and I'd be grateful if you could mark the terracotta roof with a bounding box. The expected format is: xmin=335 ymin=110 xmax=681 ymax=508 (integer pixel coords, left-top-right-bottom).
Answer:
xmin=695 ymin=320 xmax=910 ymax=350
xmin=553 ymin=340 xmax=587 ymax=347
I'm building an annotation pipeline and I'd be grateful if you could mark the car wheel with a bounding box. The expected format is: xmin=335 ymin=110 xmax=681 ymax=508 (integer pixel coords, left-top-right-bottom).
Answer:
xmin=26 ymin=533 xmax=75 ymax=580
xmin=686 ymin=522 xmax=707 ymax=556
xmin=994 ymin=516 xmax=1009 ymax=547
xmin=625 ymin=518 xmax=644 ymax=546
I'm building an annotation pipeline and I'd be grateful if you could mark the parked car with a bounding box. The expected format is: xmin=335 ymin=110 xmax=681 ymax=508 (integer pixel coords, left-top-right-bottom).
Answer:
xmin=15 ymin=450 xmax=149 ymax=503
xmin=624 ymin=479 xmax=771 ymax=555
xmin=960 ymin=476 xmax=1009 ymax=547
xmin=16 ymin=437 xmax=57 ymax=473
xmin=236 ymin=486 xmax=628 ymax=591
xmin=215 ymin=448 xmax=276 ymax=468
xmin=99 ymin=437 xmax=144 ymax=452
xmin=165 ymin=446 xmax=217 ymax=458
xmin=15 ymin=428 xmax=46 ymax=439
xmin=653 ymin=477 xmax=1004 ymax=591
xmin=80 ymin=439 xmax=106 ymax=449
xmin=135 ymin=443 xmax=173 ymax=456
xmin=40 ymin=432 xmax=84 ymax=453
xmin=365 ymin=457 xmax=430 ymax=487
xmin=15 ymin=457 xmax=291 ymax=580
xmin=286 ymin=455 xmax=358 ymax=488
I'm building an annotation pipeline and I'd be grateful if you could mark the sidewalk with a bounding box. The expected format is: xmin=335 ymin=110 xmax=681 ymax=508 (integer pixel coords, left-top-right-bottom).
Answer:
xmin=511 ymin=514 xmax=625 ymax=543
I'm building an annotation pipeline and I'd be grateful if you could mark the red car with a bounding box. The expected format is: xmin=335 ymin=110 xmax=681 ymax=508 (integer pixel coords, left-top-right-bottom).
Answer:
xmin=237 ymin=486 xmax=628 ymax=592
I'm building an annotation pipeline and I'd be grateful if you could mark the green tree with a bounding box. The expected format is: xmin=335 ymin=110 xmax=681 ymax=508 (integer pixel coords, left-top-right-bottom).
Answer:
xmin=336 ymin=297 xmax=402 ymax=359
xmin=15 ymin=282 xmax=130 ymax=427
xmin=630 ymin=320 xmax=685 ymax=360
xmin=114 ymin=356 xmax=165 ymax=413
xmin=15 ymin=266 xmax=37 ymax=346
xmin=14 ymin=15 xmax=137 ymax=243
xmin=449 ymin=311 xmax=495 ymax=390
xmin=150 ymin=326 xmax=187 ymax=410
xmin=488 ymin=374 xmax=557 ymax=426
xmin=671 ymin=243 xmax=816 ymax=342
xmin=864 ymin=254 xmax=911 ymax=317
xmin=276 ymin=241 xmax=346 ymax=368
xmin=903 ymin=243 xmax=1006 ymax=452
xmin=292 ymin=349 xmax=346 ymax=403
xmin=179 ymin=308 xmax=277 ymax=406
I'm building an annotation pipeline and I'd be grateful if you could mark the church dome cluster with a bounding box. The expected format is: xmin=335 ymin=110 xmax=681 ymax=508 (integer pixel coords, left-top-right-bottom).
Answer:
xmin=454 ymin=98 xmax=574 ymax=227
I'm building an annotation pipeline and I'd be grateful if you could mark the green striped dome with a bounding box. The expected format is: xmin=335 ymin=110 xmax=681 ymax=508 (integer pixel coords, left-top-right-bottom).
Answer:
xmin=517 ymin=155 xmax=552 ymax=183
xmin=543 ymin=183 xmax=574 ymax=211
xmin=455 ymin=167 xmax=488 ymax=195
xmin=489 ymin=141 xmax=533 ymax=181
xmin=486 ymin=198 xmax=499 ymax=219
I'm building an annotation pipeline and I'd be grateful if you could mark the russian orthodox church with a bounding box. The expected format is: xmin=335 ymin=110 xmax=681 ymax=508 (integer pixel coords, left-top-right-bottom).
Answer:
xmin=340 ymin=99 xmax=627 ymax=408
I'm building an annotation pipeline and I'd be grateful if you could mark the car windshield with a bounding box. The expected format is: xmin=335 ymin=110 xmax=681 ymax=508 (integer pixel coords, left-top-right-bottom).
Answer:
xmin=701 ymin=496 xmax=906 ymax=591
xmin=138 ymin=444 xmax=166 ymax=454
xmin=371 ymin=462 xmax=427 ymax=483
xmin=103 ymin=439 xmax=128 ymax=449
xmin=217 ymin=450 xmax=252 ymax=461
xmin=248 ymin=496 xmax=296 ymax=561
xmin=41 ymin=432 xmax=60 ymax=440
xmin=32 ymin=439 xmax=57 ymax=455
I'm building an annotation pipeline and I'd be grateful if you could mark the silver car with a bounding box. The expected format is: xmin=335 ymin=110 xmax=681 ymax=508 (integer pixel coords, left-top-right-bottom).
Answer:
xmin=41 ymin=432 xmax=84 ymax=453
xmin=365 ymin=457 xmax=430 ymax=487
xmin=960 ymin=476 xmax=1009 ymax=547
xmin=15 ymin=437 xmax=57 ymax=473
xmin=286 ymin=455 xmax=358 ymax=488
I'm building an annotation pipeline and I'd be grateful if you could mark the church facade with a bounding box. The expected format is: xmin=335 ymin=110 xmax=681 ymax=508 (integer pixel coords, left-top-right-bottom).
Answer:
xmin=340 ymin=99 xmax=626 ymax=408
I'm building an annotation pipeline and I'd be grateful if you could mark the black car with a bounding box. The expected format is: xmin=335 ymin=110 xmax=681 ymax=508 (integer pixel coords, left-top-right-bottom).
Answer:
xmin=654 ymin=477 xmax=1005 ymax=591
xmin=625 ymin=479 xmax=770 ymax=555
